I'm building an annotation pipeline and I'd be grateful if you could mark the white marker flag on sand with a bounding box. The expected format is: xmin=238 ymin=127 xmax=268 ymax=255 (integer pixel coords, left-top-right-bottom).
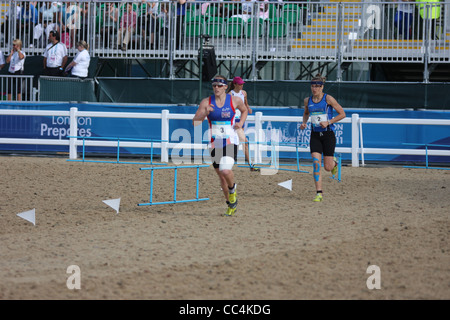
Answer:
xmin=278 ymin=179 xmax=292 ymax=191
xmin=102 ymin=198 xmax=121 ymax=214
xmin=17 ymin=208 xmax=36 ymax=225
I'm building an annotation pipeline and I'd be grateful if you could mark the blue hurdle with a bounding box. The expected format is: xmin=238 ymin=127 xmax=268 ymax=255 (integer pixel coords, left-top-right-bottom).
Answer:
xmin=138 ymin=165 xmax=210 ymax=206
xmin=66 ymin=136 xmax=167 ymax=165
xmin=237 ymin=140 xmax=310 ymax=174
xmin=402 ymin=143 xmax=450 ymax=170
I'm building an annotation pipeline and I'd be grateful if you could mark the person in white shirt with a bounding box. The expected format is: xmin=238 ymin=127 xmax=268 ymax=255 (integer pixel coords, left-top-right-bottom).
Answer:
xmin=43 ymin=30 xmax=68 ymax=76
xmin=6 ymin=39 xmax=26 ymax=101
xmin=65 ymin=40 xmax=90 ymax=79
xmin=227 ymin=76 xmax=259 ymax=172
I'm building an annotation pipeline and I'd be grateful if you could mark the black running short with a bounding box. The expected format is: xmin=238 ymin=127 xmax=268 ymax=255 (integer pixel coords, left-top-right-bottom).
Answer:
xmin=310 ymin=130 xmax=336 ymax=156
xmin=209 ymin=144 xmax=238 ymax=169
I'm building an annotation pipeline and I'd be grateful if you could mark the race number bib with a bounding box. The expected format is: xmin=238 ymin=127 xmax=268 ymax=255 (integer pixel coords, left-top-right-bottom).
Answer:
xmin=311 ymin=113 xmax=328 ymax=127
xmin=211 ymin=121 xmax=232 ymax=139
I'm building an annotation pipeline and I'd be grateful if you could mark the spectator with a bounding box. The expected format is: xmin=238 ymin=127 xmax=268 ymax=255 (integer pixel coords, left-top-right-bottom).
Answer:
xmin=38 ymin=1 xmax=62 ymax=46
xmin=139 ymin=0 xmax=160 ymax=49
xmin=98 ymin=2 xmax=119 ymax=48
xmin=6 ymin=39 xmax=26 ymax=101
xmin=231 ymin=0 xmax=269 ymax=22
xmin=18 ymin=1 xmax=39 ymax=47
xmin=77 ymin=1 xmax=90 ymax=43
xmin=43 ymin=30 xmax=68 ymax=76
xmin=202 ymin=0 xmax=231 ymax=19
xmin=175 ymin=0 xmax=187 ymax=50
xmin=65 ymin=40 xmax=90 ymax=79
xmin=60 ymin=26 xmax=72 ymax=49
xmin=395 ymin=0 xmax=414 ymax=39
xmin=117 ymin=3 xmax=137 ymax=51
xmin=415 ymin=0 xmax=441 ymax=40
xmin=59 ymin=1 xmax=80 ymax=49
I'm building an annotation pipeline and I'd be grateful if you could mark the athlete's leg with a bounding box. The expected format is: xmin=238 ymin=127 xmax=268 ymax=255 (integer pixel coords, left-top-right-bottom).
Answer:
xmin=236 ymin=128 xmax=250 ymax=164
xmin=311 ymin=152 xmax=322 ymax=192
xmin=243 ymin=137 xmax=250 ymax=165
xmin=214 ymin=167 xmax=233 ymax=201
xmin=322 ymin=131 xmax=337 ymax=172
xmin=323 ymin=156 xmax=336 ymax=172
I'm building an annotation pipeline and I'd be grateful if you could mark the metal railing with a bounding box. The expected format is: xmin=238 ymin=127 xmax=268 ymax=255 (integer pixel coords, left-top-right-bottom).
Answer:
xmin=0 ymin=1 xmax=448 ymax=77
xmin=0 ymin=74 xmax=35 ymax=101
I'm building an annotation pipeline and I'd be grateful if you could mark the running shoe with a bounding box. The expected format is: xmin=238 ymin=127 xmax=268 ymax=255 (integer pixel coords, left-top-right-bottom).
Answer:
xmin=223 ymin=206 xmax=237 ymax=217
xmin=331 ymin=157 xmax=338 ymax=176
xmin=313 ymin=193 xmax=323 ymax=202
xmin=250 ymin=165 xmax=260 ymax=172
xmin=228 ymin=186 xmax=237 ymax=208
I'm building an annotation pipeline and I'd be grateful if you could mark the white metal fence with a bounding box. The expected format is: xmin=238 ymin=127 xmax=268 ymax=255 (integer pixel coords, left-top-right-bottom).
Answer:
xmin=0 ymin=0 xmax=448 ymax=63
xmin=0 ymin=74 xmax=35 ymax=101
xmin=1 ymin=107 xmax=449 ymax=167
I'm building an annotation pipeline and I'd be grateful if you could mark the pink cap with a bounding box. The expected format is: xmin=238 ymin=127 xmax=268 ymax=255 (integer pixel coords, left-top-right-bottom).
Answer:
xmin=232 ymin=77 xmax=245 ymax=85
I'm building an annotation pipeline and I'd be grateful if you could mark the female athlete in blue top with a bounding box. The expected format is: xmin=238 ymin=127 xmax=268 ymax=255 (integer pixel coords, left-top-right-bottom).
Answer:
xmin=193 ymin=75 xmax=248 ymax=216
xmin=300 ymin=74 xmax=346 ymax=202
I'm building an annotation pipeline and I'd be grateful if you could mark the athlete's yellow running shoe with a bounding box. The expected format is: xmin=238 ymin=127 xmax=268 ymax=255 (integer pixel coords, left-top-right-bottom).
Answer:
xmin=223 ymin=206 xmax=237 ymax=217
xmin=228 ymin=186 xmax=237 ymax=209
xmin=313 ymin=193 xmax=323 ymax=202
xmin=331 ymin=157 xmax=338 ymax=176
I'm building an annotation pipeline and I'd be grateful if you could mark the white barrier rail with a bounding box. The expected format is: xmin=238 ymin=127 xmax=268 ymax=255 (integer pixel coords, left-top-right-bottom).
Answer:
xmin=0 ymin=107 xmax=449 ymax=166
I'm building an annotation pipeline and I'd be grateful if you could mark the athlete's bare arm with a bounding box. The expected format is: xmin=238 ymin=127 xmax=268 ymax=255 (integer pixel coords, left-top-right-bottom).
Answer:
xmin=192 ymin=98 xmax=214 ymax=126
xmin=232 ymin=96 xmax=248 ymax=129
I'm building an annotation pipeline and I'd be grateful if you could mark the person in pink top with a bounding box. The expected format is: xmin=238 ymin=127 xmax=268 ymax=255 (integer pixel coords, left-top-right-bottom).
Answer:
xmin=117 ymin=3 xmax=137 ymax=51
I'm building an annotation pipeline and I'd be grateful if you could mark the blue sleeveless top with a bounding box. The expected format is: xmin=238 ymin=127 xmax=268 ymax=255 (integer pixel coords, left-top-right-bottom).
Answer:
xmin=307 ymin=94 xmax=334 ymax=132
xmin=207 ymin=94 xmax=238 ymax=148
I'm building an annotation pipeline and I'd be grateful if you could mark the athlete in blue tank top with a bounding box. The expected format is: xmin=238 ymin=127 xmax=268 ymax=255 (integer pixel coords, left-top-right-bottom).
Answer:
xmin=207 ymin=93 xmax=238 ymax=149
xmin=307 ymin=93 xmax=335 ymax=133
xmin=192 ymin=76 xmax=248 ymax=216
xmin=300 ymin=75 xmax=346 ymax=202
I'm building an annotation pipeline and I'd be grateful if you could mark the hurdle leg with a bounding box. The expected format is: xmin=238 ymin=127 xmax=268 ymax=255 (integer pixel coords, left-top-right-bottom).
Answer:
xmin=150 ymin=141 xmax=154 ymax=165
xmin=338 ymin=153 xmax=342 ymax=182
xmin=196 ymin=166 xmax=200 ymax=200
xmin=82 ymin=137 xmax=86 ymax=161
xmin=117 ymin=139 xmax=120 ymax=163
xmin=149 ymin=168 xmax=154 ymax=205
xmin=173 ymin=167 xmax=177 ymax=202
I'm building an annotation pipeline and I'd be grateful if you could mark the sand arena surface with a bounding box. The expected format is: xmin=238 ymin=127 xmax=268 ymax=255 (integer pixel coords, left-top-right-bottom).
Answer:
xmin=0 ymin=155 xmax=449 ymax=300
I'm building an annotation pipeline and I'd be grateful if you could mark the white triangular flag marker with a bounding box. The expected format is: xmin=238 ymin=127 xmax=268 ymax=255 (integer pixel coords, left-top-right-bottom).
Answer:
xmin=17 ymin=209 xmax=36 ymax=225
xmin=278 ymin=179 xmax=292 ymax=191
xmin=103 ymin=198 xmax=121 ymax=214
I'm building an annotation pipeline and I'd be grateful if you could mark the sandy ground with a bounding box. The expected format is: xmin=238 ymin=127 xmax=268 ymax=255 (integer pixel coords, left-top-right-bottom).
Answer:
xmin=0 ymin=155 xmax=449 ymax=300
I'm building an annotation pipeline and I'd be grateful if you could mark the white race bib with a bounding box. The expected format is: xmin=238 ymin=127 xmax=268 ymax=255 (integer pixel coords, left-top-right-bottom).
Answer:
xmin=311 ymin=113 xmax=328 ymax=127
xmin=211 ymin=121 xmax=232 ymax=139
